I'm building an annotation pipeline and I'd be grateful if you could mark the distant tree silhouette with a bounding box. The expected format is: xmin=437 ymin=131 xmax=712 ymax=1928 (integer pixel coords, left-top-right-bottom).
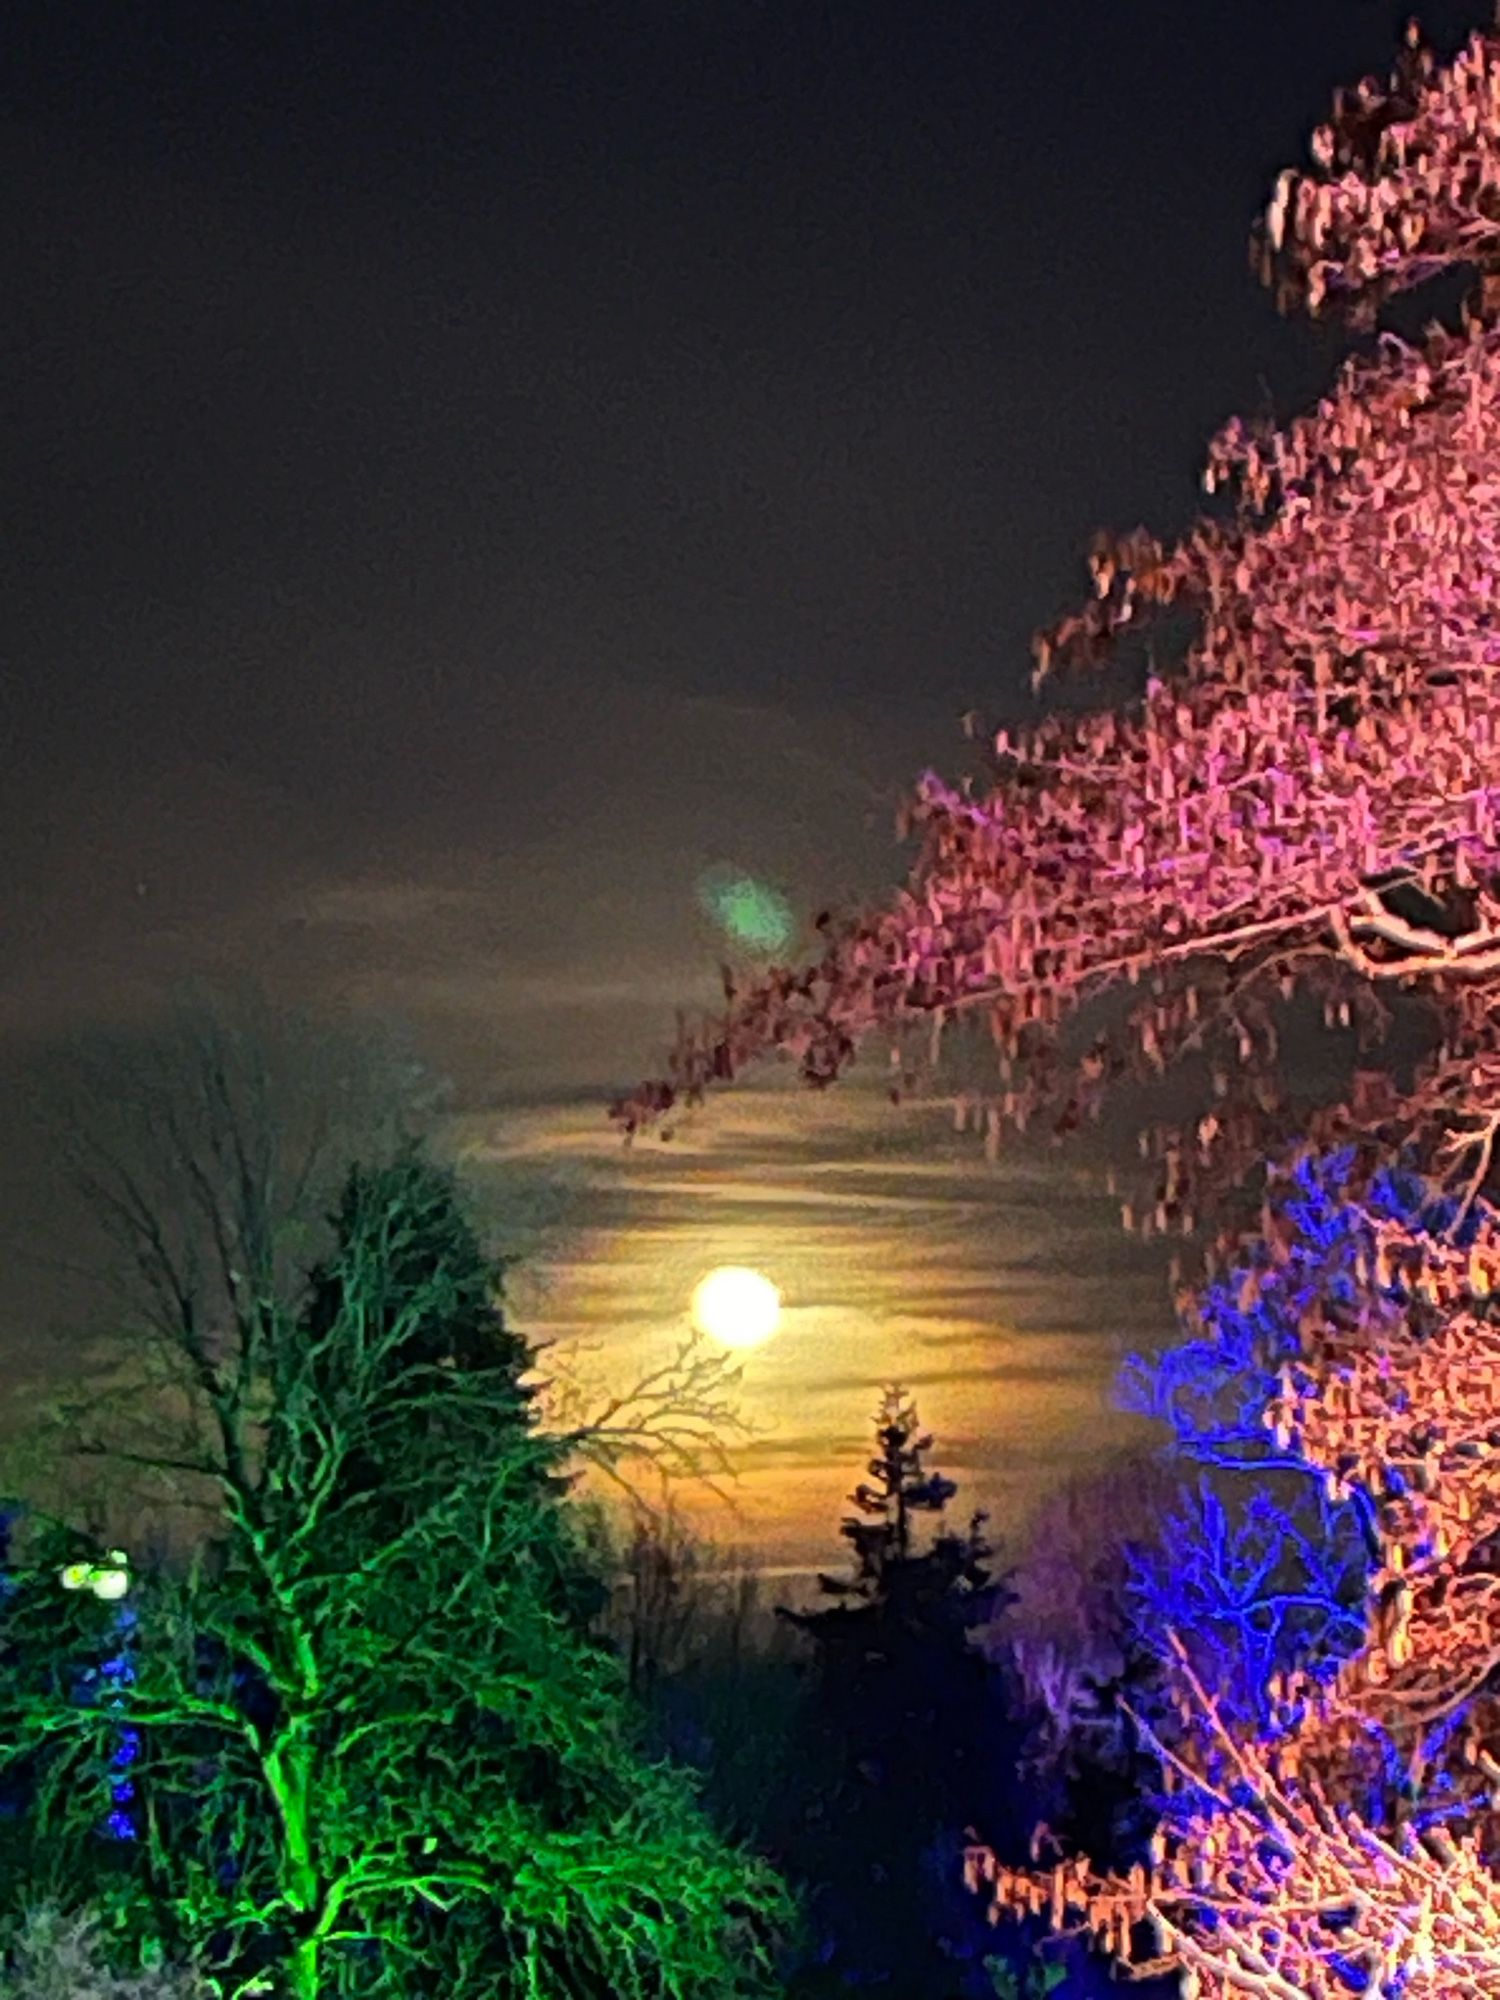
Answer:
xmin=774 ymin=1387 xmax=1017 ymax=1998
xmin=590 ymin=1507 xmax=811 ymax=1865
xmin=999 ymin=1456 xmax=1178 ymax=1881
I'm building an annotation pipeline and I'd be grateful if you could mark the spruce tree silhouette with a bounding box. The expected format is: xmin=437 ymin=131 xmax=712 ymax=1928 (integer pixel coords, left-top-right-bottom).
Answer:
xmin=776 ymin=1388 xmax=1017 ymax=1997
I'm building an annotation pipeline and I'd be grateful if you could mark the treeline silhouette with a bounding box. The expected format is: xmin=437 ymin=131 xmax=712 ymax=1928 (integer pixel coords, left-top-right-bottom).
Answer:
xmin=595 ymin=1396 xmax=1187 ymax=2000
xmin=592 ymin=1157 xmax=1393 ymax=1997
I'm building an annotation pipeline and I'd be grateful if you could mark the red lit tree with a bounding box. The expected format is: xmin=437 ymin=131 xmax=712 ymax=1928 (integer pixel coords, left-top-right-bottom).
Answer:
xmin=616 ymin=18 xmax=1500 ymax=1243
xmin=620 ymin=16 xmax=1500 ymax=1992
xmin=970 ymin=1167 xmax=1500 ymax=1998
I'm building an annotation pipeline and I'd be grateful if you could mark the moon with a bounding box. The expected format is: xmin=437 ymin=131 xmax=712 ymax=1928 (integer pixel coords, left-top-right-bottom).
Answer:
xmin=691 ymin=1265 xmax=782 ymax=1351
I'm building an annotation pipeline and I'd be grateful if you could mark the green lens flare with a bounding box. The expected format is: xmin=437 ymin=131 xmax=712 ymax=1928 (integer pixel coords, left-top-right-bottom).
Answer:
xmin=697 ymin=866 xmax=794 ymax=953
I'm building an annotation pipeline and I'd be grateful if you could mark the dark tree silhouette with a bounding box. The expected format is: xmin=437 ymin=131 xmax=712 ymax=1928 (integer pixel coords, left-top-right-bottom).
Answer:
xmin=773 ymin=1389 xmax=1017 ymax=1998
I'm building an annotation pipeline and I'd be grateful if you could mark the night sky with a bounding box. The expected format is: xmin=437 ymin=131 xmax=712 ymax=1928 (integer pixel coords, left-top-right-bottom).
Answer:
xmin=2 ymin=0 xmax=1484 ymax=1562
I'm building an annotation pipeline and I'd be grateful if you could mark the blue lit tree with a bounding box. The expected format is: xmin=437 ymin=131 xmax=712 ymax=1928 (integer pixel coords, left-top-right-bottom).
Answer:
xmin=969 ymin=1147 xmax=1500 ymax=1991
xmin=1108 ymin=1148 xmax=1500 ymax=1843
xmin=998 ymin=1160 xmax=1392 ymax=1929
xmin=1114 ymin=1150 xmax=1391 ymax=1732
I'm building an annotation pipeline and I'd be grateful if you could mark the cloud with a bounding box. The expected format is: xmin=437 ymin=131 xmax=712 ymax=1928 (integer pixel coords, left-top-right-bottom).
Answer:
xmin=452 ymin=1072 xmax=1176 ymax=1564
xmin=798 ymin=1357 xmax=1106 ymax=1399
xmin=287 ymin=880 xmax=482 ymax=932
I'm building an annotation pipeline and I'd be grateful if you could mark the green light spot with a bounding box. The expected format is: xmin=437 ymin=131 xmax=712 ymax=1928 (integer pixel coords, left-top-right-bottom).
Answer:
xmin=697 ymin=866 xmax=794 ymax=954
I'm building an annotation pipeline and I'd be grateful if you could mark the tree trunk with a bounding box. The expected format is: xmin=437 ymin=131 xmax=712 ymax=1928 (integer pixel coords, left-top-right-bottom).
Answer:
xmin=286 ymin=1933 xmax=322 ymax=2000
xmin=266 ymin=1733 xmax=322 ymax=2000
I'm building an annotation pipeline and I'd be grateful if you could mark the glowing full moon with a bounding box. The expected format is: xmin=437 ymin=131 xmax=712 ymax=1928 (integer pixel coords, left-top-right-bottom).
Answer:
xmin=690 ymin=1265 xmax=782 ymax=1350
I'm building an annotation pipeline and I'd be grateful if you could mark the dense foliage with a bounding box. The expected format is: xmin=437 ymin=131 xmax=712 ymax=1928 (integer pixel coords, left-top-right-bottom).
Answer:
xmin=0 ymin=1153 xmax=789 ymax=2000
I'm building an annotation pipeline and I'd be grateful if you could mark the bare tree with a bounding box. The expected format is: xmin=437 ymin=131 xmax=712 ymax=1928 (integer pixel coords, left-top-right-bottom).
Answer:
xmin=16 ymin=987 xmax=750 ymax=1530
xmin=8 ymin=988 xmax=445 ymax=1537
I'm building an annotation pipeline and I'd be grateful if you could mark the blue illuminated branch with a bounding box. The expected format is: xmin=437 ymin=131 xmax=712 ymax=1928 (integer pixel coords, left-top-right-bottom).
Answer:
xmin=1115 ymin=1152 xmax=1463 ymax=1731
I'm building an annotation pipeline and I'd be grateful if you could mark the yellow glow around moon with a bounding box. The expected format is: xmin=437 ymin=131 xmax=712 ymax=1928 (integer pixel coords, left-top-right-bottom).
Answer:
xmin=690 ymin=1265 xmax=782 ymax=1350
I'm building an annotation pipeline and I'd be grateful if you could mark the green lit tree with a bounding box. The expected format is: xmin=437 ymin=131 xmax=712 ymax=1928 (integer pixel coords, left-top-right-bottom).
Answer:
xmin=0 ymin=1151 xmax=789 ymax=1999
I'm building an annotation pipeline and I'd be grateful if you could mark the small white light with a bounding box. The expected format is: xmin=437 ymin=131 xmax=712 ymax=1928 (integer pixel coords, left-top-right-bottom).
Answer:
xmin=91 ymin=1569 xmax=130 ymax=1602
xmin=59 ymin=1563 xmax=91 ymax=1592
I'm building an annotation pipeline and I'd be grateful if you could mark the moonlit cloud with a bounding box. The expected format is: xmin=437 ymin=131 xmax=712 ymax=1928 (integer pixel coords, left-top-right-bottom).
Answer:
xmin=454 ymin=1082 xmax=1174 ymax=1565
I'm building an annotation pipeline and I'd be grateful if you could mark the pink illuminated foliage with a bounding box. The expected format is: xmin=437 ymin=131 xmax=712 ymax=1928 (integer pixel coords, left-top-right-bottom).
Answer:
xmin=615 ymin=17 xmax=1500 ymax=1245
xmin=619 ymin=14 xmax=1500 ymax=1994
xmin=970 ymin=1179 xmax=1500 ymax=1997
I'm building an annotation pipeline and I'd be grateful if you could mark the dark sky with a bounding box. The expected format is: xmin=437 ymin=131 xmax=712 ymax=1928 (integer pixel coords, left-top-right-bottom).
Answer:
xmin=1 ymin=0 xmax=1485 ymax=1555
